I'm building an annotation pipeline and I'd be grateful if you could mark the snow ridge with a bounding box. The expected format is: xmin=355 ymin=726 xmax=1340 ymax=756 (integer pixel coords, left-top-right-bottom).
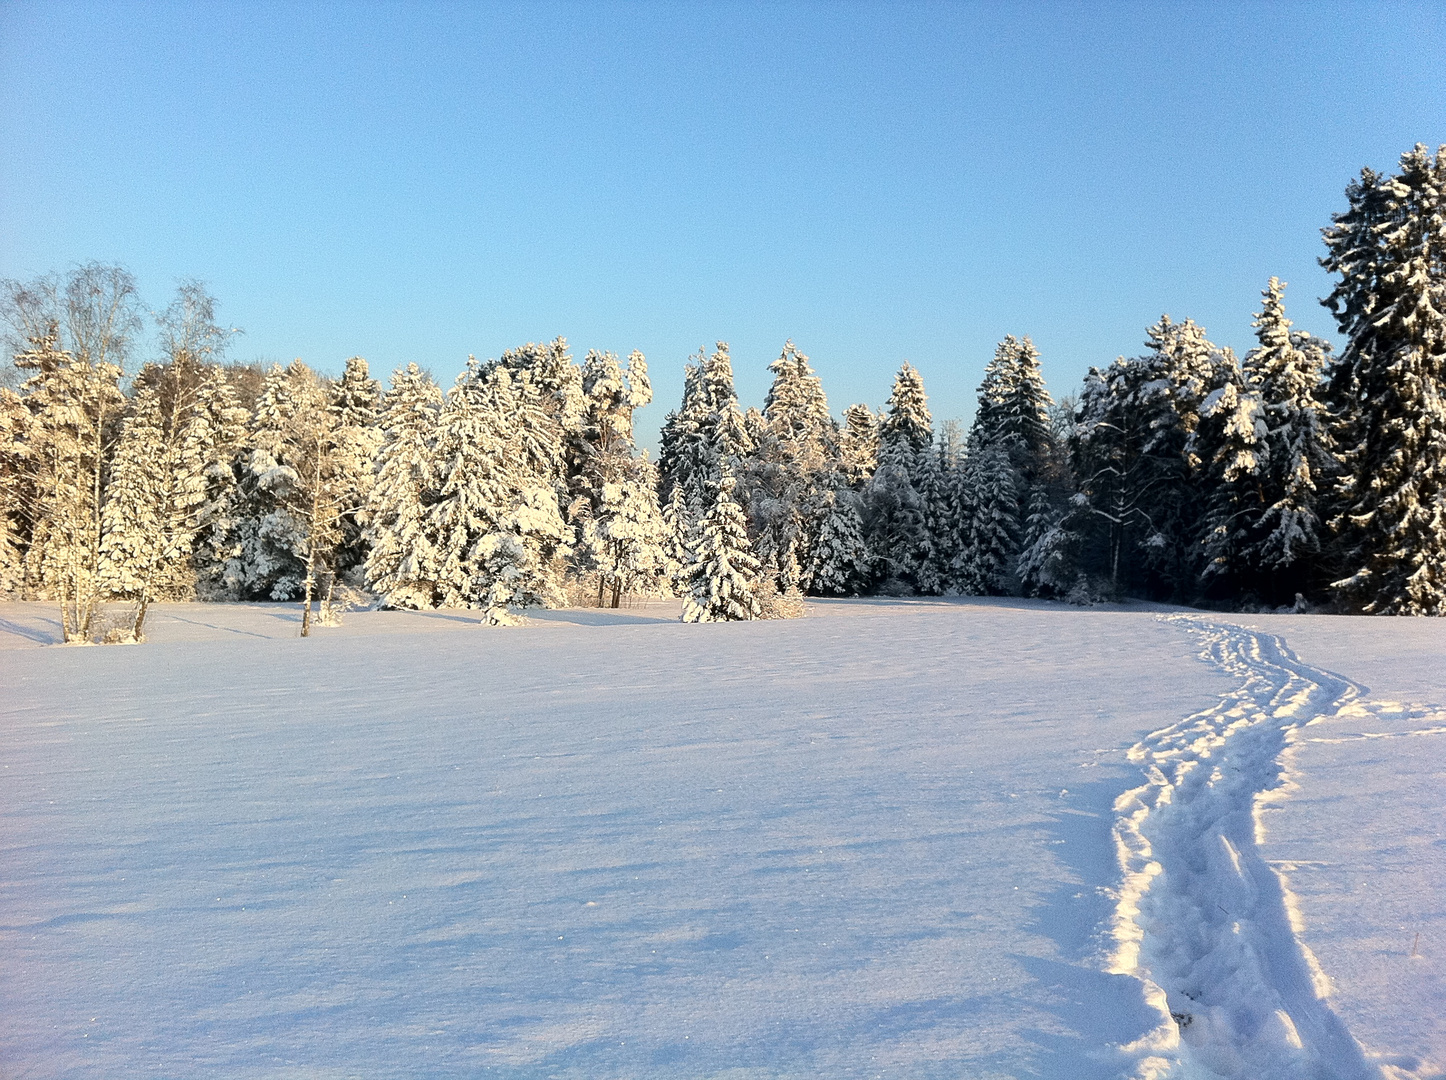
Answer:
xmin=1110 ymin=616 xmax=1378 ymax=1080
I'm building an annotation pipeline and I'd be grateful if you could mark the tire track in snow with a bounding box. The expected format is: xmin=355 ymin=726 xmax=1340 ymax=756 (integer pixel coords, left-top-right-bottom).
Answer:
xmin=1109 ymin=615 xmax=1379 ymax=1080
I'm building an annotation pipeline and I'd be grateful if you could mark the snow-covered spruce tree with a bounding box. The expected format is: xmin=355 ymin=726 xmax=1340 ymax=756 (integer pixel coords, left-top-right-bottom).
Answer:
xmin=1193 ymin=349 xmax=1265 ymax=601
xmin=0 ymin=386 xmax=35 ymax=595
xmin=329 ymin=356 xmax=383 ymax=581
xmin=3 ymin=266 xmax=141 ymax=638
xmin=974 ymin=335 xmax=1054 ymax=483
xmin=224 ymin=362 xmax=316 ymax=600
xmin=1321 ymin=144 xmax=1446 ymax=614
xmin=878 ymin=362 xmax=933 ymax=458
xmin=1016 ymin=483 xmax=1074 ymax=597
xmin=96 ymin=284 xmax=242 ymax=631
xmin=573 ymin=349 xmax=667 ymax=606
xmin=1214 ymin=278 xmax=1335 ymax=605
xmin=662 ymin=480 xmax=694 ymax=594
xmin=13 ymin=327 xmax=127 ymax=639
xmin=189 ymin=367 xmax=251 ymax=599
xmin=681 ymin=470 xmax=761 ymax=622
xmin=659 ymin=341 xmax=752 ymax=514
xmin=426 ymin=359 xmax=571 ymax=623
xmin=802 ymin=481 xmax=870 ymax=596
xmin=427 ymin=359 xmax=517 ymax=612
xmin=1068 ymin=317 xmax=1235 ymax=599
xmin=577 ymin=462 xmax=670 ymax=607
xmin=837 ymin=403 xmax=880 ymax=489
xmin=364 ymin=363 xmax=443 ymax=609
xmin=863 ymin=436 xmax=931 ymax=592
xmin=96 ymin=375 xmax=207 ymax=636
xmin=742 ymin=341 xmax=834 ymax=592
xmin=860 ymin=364 xmax=936 ymax=592
xmin=951 ymin=434 xmax=1020 ymax=595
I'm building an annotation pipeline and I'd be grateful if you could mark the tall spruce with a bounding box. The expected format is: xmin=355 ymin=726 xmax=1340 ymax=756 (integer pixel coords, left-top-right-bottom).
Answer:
xmin=1235 ymin=278 xmax=1335 ymax=603
xmin=330 ymin=356 xmax=383 ymax=580
xmin=681 ymin=469 xmax=761 ymax=622
xmin=365 ymin=364 xmax=443 ymax=609
xmin=744 ymin=341 xmax=833 ymax=591
xmin=1322 ymin=143 xmax=1446 ymax=613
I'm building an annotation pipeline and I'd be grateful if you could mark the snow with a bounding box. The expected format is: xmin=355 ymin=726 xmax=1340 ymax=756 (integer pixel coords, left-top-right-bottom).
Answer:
xmin=0 ymin=598 xmax=1442 ymax=1078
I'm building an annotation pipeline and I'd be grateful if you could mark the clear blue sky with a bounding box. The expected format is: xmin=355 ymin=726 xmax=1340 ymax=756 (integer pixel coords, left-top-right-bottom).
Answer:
xmin=2 ymin=1 xmax=1443 ymax=448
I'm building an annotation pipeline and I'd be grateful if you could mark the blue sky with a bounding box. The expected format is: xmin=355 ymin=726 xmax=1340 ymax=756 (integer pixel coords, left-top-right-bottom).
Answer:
xmin=2 ymin=1 xmax=1443 ymax=447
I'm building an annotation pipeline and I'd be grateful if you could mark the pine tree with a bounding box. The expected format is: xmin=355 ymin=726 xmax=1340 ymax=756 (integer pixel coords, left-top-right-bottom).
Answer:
xmin=802 ymin=483 xmax=869 ymax=596
xmin=952 ymin=436 xmax=1020 ymax=595
xmin=975 ymin=335 xmax=1053 ymax=482
xmin=1322 ymin=143 xmax=1446 ymax=613
xmin=1232 ymin=278 xmax=1335 ymax=603
xmin=681 ymin=470 xmax=761 ymax=622
xmin=14 ymin=326 xmax=126 ymax=639
xmin=862 ymin=436 xmax=930 ymax=591
xmin=577 ymin=462 xmax=670 ymax=607
xmin=1068 ymin=317 xmax=1235 ymax=599
xmin=365 ymin=364 xmax=443 ymax=609
xmin=330 ymin=356 xmax=383 ymax=580
xmin=878 ymin=363 xmax=933 ymax=457
xmin=659 ymin=342 xmax=751 ymax=512
xmin=0 ymin=387 xmax=34 ymax=595
xmin=743 ymin=341 xmax=834 ymax=591
xmin=96 ymin=373 xmax=211 ymax=634
xmin=837 ymin=403 xmax=880 ymax=488
xmin=190 ymin=367 xmax=251 ymax=599
xmin=662 ymin=480 xmax=694 ymax=595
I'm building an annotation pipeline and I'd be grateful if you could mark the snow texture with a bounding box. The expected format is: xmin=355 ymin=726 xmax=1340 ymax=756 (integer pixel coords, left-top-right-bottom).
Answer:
xmin=0 ymin=598 xmax=1441 ymax=1079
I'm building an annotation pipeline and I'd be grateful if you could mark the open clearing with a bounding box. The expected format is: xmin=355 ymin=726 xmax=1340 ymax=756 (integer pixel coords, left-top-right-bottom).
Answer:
xmin=1 ymin=599 xmax=1442 ymax=1079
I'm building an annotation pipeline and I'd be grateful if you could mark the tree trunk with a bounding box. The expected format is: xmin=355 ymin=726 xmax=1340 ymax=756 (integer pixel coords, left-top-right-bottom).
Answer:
xmin=301 ymin=549 xmax=315 ymax=637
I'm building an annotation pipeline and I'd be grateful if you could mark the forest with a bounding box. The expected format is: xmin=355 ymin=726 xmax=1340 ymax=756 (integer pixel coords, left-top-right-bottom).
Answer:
xmin=1 ymin=143 xmax=1443 ymax=640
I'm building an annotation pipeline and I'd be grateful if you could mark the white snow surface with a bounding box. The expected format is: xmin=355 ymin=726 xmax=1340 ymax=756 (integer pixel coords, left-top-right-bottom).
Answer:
xmin=0 ymin=598 xmax=1441 ymax=1079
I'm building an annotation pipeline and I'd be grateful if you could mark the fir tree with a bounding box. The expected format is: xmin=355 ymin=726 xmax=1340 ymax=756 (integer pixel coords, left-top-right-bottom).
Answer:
xmin=14 ymin=326 xmax=126 ymax=639
xmin=743 ymin=341 xmax=834 ymax=591
xmin=862 ymin=436 xmax=930 ymax=591
xmin=0 ymin=387 xmax=34 ymax=595
xmin=330 ymin=356 xmax=383 ymax=579
xmin=1227 ymin=278 xmax=1336 ymax=604
xmin=952 ymin=436 xmax=1020 ymax=595
xmin=365 ymin=364 xmax=443 ymax=609
xmin=681 ymin=470 xmax=761 ymax=622
xmin=803 ymin=483 xmax=869 ymax=596
xmin=878 ymin=363 xmax=933 ymax=457
xmin=1069 ymin=317 xmax=1235 ymax=599
xmin=1322 ymin=144 xmax=1446 ymax=613
xmin=96 ymin=373 xmax=211 ymax=633
xmin=659 ymin=342 xmax=751 ymax=512
xmin=189 ymin=367 xmax=251 ymax=599
xmin=837 ymin=403 xmax=880 ymax=488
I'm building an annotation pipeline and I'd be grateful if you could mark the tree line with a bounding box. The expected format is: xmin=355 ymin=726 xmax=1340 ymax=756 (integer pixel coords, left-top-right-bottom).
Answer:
xmin=1 ymin=143 xmax=1442 ymax=638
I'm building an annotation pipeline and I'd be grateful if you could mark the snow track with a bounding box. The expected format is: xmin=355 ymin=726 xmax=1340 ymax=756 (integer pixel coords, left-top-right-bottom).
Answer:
xmin=1111 ymin=616 xmax=1378 ymax=1080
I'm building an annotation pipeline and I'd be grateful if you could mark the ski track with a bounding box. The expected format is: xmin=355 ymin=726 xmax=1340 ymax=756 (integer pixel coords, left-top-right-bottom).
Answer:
xmin=1109 ymin=614 xmax=1409 ymax=1080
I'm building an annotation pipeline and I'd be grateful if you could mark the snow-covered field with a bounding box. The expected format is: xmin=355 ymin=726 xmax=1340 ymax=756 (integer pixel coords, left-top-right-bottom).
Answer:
xmin=1 ymin=598 xmax=1441 ymax=1079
